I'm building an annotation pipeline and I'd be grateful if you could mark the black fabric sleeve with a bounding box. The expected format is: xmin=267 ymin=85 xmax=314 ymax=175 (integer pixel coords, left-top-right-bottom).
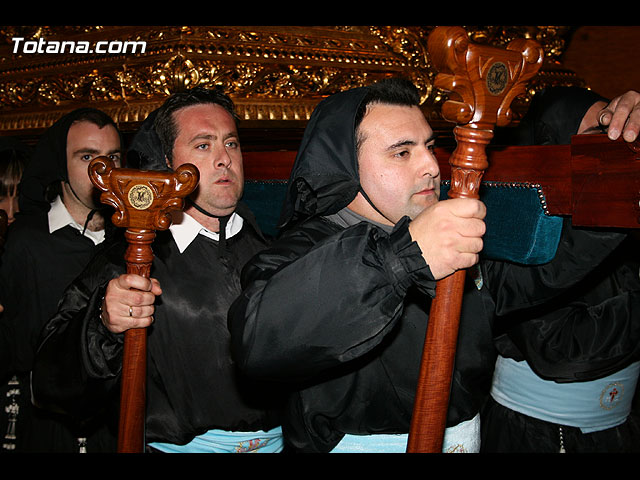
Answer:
xmin=31 ymin=250 xmax=124 ymax=420
xmin=486 ymin=220 xmax=640 ymax=382
xmin=229 ymin=216 xmax=435 ymax=382
xmin=0 ymin=226 xmax=43 ymax=378
xmin=482 ymin=219 xmax=626 ymax=315
xmin=499 ymin=291 xmax=640 ymax=382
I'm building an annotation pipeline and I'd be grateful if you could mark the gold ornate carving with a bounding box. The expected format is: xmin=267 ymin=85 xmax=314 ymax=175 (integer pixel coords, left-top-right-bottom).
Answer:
xmin=0 ymin=26 xmax=583 ymax=135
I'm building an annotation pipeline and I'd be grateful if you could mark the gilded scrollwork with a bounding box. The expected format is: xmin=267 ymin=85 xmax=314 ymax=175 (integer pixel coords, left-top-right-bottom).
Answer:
xmin=0 ymin=26 xmax=582 ymax=134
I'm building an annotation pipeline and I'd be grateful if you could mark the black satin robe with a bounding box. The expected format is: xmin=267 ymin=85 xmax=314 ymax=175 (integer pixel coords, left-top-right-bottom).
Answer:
xmin=227 ymin=84 xmax=630 ymax=453
xmin=229 ymin=214 xmax=626 ymax=452
xmin=32 ymin=206 xmax=282 ymax=446
xmin=0 ymin=213 xmax=114 ymax=452
xmin=480 ymin=86 xmax=640 ymax=452
xmin=482 ymin=233 xmax=640 ymax=453
xmin=1 ymin=108 xmax=120 ymax=452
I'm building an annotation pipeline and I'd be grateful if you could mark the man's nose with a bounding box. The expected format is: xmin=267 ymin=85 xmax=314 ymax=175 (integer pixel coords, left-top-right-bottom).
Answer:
xmin=5 ymin=198 xmax=18 ymax=224
xmin=422 ymin=149 xmax=440 ymax=178
xmin=215 ymin=149 xmax=232 ymax=169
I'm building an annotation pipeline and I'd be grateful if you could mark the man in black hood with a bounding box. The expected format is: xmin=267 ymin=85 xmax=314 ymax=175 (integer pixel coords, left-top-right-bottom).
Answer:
xmin=0 ymin=136 xmax=30 ymax=230
xmin=0 ymin=108 xmax=122 ymax=452
xmin=0 ymin=136 xmax=29 ymax=451
xmin=32 ymin=87 xmax=284 ymax=453
xmin=228 ymin=78 xmax=640 ymax=452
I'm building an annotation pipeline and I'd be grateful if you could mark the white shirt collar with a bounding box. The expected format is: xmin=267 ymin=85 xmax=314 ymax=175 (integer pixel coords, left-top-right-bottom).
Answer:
xmin=48 ymin=196 xmax=105 ymax=245
xmin=169 ymin=211 xmax=244 ymax=254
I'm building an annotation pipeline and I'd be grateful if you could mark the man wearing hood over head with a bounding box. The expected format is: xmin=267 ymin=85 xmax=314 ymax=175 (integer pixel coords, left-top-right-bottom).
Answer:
xmin=0 ymin=137 xmax=29 ymax=230
xmin=0 ymin=108 xmax=122 ymax=452
xmin=0 ymin=136 xmax=29 ymax=452
xmin=228 ymin=78 xmax=640 ymax=453
xmin=32 ymin=86 xmax=284 ymax=453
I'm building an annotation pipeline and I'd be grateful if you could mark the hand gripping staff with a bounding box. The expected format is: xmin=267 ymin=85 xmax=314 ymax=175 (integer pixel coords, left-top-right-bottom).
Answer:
xmin=406 ymin=26 xmax=543 ymax=453
xmin=89 ymin=157 xmax=199 ymax=453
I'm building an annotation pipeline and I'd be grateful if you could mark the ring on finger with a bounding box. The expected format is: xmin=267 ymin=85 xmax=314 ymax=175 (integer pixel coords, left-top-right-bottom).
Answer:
xmin=599 ymin=111 xmax=608 ymax=125
xmin=129 ymin=305 xmax=133 ymax=317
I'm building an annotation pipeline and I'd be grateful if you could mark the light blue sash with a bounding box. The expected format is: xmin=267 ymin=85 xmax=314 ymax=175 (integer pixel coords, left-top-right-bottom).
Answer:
xmin=148 ymin=426 xmax=283 ymax=453
xmin=330 ymin=413 xmax=480 ymax=453
xmin=491 ymin=356 xmax=640 ymax=433
xmin=330 ymin=433 xmax=408 ymax=453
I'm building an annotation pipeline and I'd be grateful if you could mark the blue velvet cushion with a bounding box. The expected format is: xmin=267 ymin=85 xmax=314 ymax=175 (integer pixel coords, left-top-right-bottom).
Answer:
xmin=441 ymin=182 xmax=562 ymax=265
xmin=243 ymin=179 xmax=563 ymax=265
xmin=242 ymin=180 xmax=289 ymax=238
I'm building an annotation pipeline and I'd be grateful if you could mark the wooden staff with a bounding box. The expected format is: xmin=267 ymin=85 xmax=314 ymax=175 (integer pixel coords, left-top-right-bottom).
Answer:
xmin=407 ymin=26 xmax=544 ymax=453
xmin=89 ymin=157 xmax=199 ymax=453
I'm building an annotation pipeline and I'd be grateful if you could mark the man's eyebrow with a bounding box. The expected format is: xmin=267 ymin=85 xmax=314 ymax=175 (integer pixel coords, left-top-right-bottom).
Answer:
xmin=188 ymin=133 xmax=216 ymax=144
xmin=387 ymin=139 xmax=416 ymax=150
xmin=72 ymin=147 xmax=121 ymax=156
xmin=72 ymin=145 xmax=122 ymax=154
xmin=187 ymin=131 xmax=238 ymax=144
xmin=386 ymin=133 xmax=437 ymax=151
xmin=72 ymin=147 xmax=100 ymax=155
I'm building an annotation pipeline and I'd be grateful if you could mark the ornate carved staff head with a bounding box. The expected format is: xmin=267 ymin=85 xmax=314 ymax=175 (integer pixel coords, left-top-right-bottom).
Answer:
xmin=89 ymin=156 xmax=199 ymax=232
xmin=427 ymin=26 xmax=544 ymax=198
xmin=89 ymin=156 xmax=199 ymax=275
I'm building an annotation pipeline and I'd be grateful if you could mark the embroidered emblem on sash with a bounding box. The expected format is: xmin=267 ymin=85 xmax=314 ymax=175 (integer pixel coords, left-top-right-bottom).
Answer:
xmin=444 ymin=443 xmax=467 ymax=453
xmin=600 ymin=382 xmax=624 ymax=410
xmin=235 ymin=437 xmax=270 ymax=453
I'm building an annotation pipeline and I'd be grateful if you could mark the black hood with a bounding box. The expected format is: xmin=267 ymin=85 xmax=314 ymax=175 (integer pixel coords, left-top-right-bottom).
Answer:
xmin=126 ymin=109 xmax=170 ymax=171
xmin=279 ymin=87 xmax=369 ymax=229
xmin=511 ymin=86 xmax=608 ymax=146
xmin=18 ymin=107 xmax=120 ymax=215
xmin=0 ymin=136 xmax=31 ymax=160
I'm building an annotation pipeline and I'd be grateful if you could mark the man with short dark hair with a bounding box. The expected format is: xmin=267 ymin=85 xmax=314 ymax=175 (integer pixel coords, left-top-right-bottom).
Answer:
xmin=32 ymin=87 xmax=284 ymax=453
xmin=228 ymin=78 xmax=640 ymax=453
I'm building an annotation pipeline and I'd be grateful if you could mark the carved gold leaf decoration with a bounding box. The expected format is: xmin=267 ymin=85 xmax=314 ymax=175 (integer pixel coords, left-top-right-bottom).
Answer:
xmin=0 ymin=26 xmax=583 ymax=134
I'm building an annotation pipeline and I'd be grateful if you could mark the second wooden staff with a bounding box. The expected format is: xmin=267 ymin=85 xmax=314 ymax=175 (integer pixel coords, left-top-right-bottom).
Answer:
xmin=407 ymin=26 xmax=543 ymax=453
xmin=89 ymin=156 xmax=199 ymax=453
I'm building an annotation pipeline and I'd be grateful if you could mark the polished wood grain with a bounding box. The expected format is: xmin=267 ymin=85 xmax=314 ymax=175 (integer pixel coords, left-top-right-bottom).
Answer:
xmin=407 ymin=26 xmax=543 ymax=453
xmin=570 ymin=134 xmax=640 ymax=228
xmin=89 ymin=156 xmax=199 ymax=453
